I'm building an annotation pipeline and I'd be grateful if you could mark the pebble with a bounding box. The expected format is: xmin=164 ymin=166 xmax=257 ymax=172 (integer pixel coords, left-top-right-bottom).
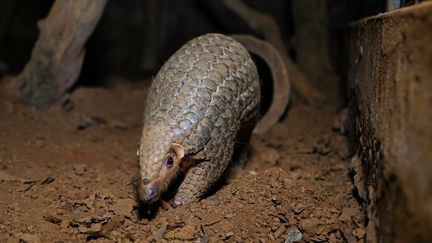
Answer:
xmin=43 ymin=213 xmax=62 ymax=225
xmin=224 ymin=213 xmax=236 ymax=219
xmin=73 ymin=163 xmax=87 ymax=176
xmin=285 ymin=226 xmax=303 ymax=243
xmin=0 ymin=170 xmax=21 ymax=182
xmin=352 ymin=227 xmax=366 ymax=239
xmin=112 ymin=198 xmax=135 ymax=218
xmin=16 ymin=233 xmax=41 ymax=243
xmin=197 ymin=234 xmax=209 ymax=243
xmin=8 ymin=203 xmax=19 ymax=211
xmin=147 ymin=223 xmax=167 ymax=242
xmin=202 ymin=212 xmax=222 ymax=226
xmin=100 ymin=216 xmax=125 ymax=235
xmin=219 ymin=232 xmax=234 ymax=240
xmin=273 ymin=225 xmax=287 ymax=239
xmin=300 ymin=218 xmax=322 ymax=235
xmin=167 ymin=225 xmax=196 ymax=240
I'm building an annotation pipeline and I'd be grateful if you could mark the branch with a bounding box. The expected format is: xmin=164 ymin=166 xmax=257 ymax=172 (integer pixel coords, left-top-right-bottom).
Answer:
xmin=224 ymin=0 xmax=323 ymax=104
xmin=15 ymin=0 xmax=107 ymax=108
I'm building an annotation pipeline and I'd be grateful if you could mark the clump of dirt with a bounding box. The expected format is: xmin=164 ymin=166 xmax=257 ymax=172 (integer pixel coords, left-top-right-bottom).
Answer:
xmin=0 ymin=82 xmax=365 ymax=242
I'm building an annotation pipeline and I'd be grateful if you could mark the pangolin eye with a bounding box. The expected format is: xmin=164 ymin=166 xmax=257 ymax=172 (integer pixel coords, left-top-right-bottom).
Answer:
xmin=165 ymin=156 xmax=174 ymax=168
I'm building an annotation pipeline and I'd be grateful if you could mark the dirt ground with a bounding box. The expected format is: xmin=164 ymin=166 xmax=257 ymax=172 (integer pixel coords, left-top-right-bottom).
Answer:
xmin=0 ymin=82 xmax=365 ymax=242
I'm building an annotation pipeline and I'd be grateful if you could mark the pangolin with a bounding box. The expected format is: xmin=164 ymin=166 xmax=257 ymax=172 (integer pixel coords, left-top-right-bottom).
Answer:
xmin=137 ymin=33 xmax=290 ymax=205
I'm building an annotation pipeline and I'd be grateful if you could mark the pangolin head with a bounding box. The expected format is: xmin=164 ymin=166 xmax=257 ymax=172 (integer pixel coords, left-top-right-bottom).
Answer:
xmin=137 ymin=124 xmax=184 ymax=204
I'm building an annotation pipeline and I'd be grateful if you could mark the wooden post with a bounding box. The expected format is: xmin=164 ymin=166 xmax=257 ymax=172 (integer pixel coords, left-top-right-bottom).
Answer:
xmin=15 ymin=0 xmax=107 ymax=108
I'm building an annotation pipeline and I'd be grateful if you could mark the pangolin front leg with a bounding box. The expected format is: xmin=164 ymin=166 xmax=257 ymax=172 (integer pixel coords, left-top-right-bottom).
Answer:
xmin=174 ymin=132 xmax=236 ymax=205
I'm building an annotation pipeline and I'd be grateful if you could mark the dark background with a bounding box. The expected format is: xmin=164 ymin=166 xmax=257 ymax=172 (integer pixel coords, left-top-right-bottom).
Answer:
xmin=0 ymin=0 xmax=386 ymax=87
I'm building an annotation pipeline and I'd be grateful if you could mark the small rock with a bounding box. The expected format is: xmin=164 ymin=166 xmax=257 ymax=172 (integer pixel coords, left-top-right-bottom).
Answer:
xmin=26 ymin=225 xmax=35 ymax=234
xmin=351 ymin=154 xmax=366 ymax=201
xmin=224 ymin=213 xmax=236 ymax=219
xmin=269 ymin=233 xmax=275 ymax=240
xmin=100 ymin=216 xmax=125 ymax=235
xmin=89 ymin=116 xmax=107 ymax=125
xmin=311 ymin=233 xmax=329 ymax=242
xmin=197 ymin=234 xmax=209 ymax=243
xmin=173 ymin=225 xmax=197 ymax=240
xmin=273 ymin=225 xmax=286 ymax=239
xmin=73 ymin=163 xmax=87 ymax=176
xmin=18 ymin=182 xmax=35 ymax=192
xmin=0 ymin=232 xmax=8 ymax=241
xmin=338 ymin=207 xmax=357 ymax=222
xmin=16 ymin=233 xmax=41 ymax=243
xmin=43 ymin=213 xmax=62 ymax=225
xmin=60 ymin=220 xmax=69 ymax=229
xmin=328 ymin=232 xmax=339 ymax=243
xmin=77 ymin=116 xmax=107 ymax=131
xmin=300 ymin=218 xmax=322 ymax=235
xmin=112 ymin=121 xmax=127 ymax=130
xmin=70 ymin=213 xmax=111 ymax=231
xmin=208 ymin=236 xmax=220 ymax=243
xmin=332 ymin=108 xmax=349 ymax=134
xmin=112 ymin=198 xmax=135 ymax=218
xmin=248 ymin=170 xmax=258 ymax=175
xmin=147 ymin=223 xmax=168 ymax=242
xmin=206 ymin=198 xmax=221 ymax=206
xmin=0 ymin=170 xmax=21 ymax=182
xmin=219 ymin=232 xmax=234 ymax=240
xmin=8 ymin=203 xmax=19 ymax=211
xmin=78 ymin=223 xmax=102 ymax=234
xmin=202 ymin=212 xmax=222 ymax=226
xmin=285 ymin=226 xmax=303 ymax=243
xmin=60 ymin=97 xmax=75 ymax=112
xmin=271 ymin=217 xmax=281 ymax=231
xmin=184 ymin=215 xmax=201 ymax=227
xmin=352 ymin=227 xmax=366 ymax=239
xmin=256 ymin=146 xmax=280 ymax=165
xmin=293 ymin=203 xmax=305 ymax=214
xmin=271 ymin=197 xmax=282 ymax=205
xmin=40 ymin=176 xmax=55 ymax=185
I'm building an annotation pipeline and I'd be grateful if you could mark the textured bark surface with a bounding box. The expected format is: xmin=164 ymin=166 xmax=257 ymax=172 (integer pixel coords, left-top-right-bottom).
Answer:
xmin=347 ymin=2 xmax=432 ymax=242
xmin=16 ymin=0 xmax=107 ymax=108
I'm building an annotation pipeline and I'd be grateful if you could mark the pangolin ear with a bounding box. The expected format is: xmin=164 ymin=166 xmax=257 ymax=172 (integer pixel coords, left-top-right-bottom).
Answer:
xmin=171 ymin=143 xmax=185 ymax=159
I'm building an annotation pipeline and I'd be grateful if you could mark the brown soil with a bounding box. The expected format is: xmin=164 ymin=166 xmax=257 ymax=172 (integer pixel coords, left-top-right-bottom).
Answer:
xmin=0 ymin=82 xmax=365 ymax=242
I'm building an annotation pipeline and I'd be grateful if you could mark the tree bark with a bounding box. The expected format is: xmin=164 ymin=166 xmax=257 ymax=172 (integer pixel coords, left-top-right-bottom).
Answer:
xmin=16 ymin=0 xmax=107 ymax=108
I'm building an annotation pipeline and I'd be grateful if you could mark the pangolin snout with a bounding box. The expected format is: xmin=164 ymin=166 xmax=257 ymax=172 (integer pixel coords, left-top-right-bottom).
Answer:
xmin=138 ymin=180 xmax=160 ymax=204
